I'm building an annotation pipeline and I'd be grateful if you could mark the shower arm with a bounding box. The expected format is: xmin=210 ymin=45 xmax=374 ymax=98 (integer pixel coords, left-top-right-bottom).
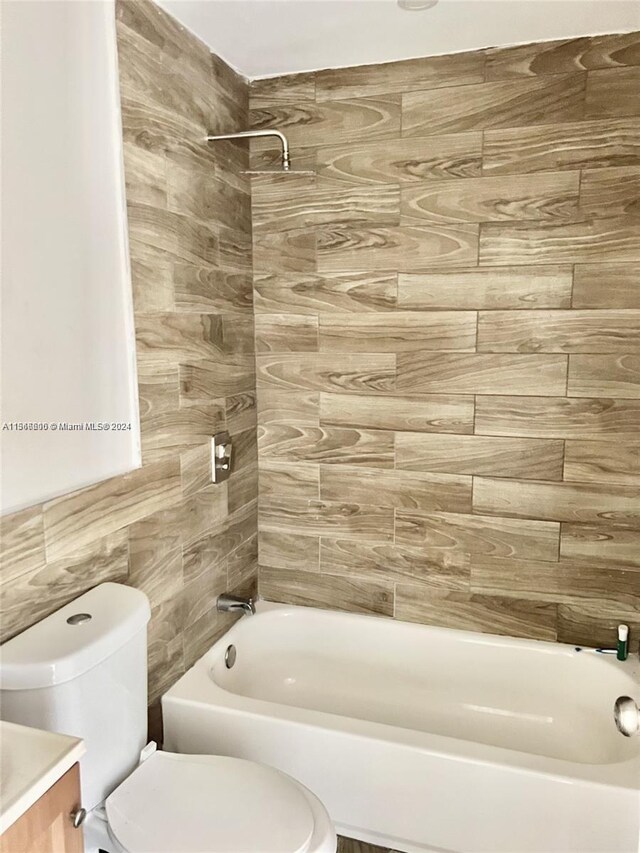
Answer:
xmin=205 ymin=129 xmax=291 ymax=171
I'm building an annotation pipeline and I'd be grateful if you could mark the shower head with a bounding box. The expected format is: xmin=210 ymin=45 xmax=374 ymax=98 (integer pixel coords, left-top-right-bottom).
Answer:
xmin=206 ymin=129 xmax=291 ymax=172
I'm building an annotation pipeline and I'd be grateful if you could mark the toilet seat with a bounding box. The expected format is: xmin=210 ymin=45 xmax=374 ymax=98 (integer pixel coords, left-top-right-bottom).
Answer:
xmin=105 ymin=751 xmax=323 ymax=853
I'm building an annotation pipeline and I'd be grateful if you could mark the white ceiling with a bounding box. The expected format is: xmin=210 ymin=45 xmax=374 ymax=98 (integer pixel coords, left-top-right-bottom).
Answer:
xmin=156 ymin=0 xmax=640 ymax=79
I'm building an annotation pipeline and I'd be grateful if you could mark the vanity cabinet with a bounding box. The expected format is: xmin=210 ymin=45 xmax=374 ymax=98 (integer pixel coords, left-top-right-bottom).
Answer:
xmin=0 ymin=764 xmax=83 ymax=853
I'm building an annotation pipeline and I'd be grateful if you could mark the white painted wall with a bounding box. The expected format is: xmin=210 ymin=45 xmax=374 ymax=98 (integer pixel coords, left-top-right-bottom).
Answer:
xmin=157 ymin=0 xmax=640 ymax=79
xmin=1 ymin=0 xmax=141 ymax=515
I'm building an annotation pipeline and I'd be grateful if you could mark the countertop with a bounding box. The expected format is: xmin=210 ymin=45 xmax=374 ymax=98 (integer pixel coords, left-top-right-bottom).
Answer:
xmin=0 ymin=720 xmax=85 ymax=834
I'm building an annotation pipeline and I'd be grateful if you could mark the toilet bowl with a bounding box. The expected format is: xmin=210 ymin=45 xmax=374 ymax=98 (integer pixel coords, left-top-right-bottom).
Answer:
xmin=0 ymin=583 xmax=336 ymax=853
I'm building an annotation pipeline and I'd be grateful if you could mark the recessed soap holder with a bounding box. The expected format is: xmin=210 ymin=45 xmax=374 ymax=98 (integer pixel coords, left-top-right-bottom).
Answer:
xmin=211 ymin=431 xmax=232 ymax=483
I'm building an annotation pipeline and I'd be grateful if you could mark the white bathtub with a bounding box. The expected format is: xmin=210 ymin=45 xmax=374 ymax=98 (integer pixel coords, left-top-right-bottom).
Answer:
xmin=163 ymin=603 xmax=640 ymax=853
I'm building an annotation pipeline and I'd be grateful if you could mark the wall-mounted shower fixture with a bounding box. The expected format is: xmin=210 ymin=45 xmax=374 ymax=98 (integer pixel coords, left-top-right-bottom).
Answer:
xmin=206 ymin=129 xmax=291 ymax=171
xmin=211 ymin=430 xmax=232 ymax=483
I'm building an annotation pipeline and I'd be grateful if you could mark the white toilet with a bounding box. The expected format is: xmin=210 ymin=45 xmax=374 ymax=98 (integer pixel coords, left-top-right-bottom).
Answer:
xmin=0 ymin=583 xmax=336 ymax=853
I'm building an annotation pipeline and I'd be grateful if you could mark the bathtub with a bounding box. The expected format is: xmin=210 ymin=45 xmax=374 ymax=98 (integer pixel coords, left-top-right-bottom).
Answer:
xmin=163 ymin=602 xmax=640 ymax=853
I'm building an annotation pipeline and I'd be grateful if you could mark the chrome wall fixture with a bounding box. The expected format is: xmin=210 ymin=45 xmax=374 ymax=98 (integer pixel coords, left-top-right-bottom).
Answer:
xmin=211 ymin=431 xmax=232 ymax=484
xmin=206 ymin=129 xmax=291 ymax=171
xmin=217 ymin=593 xmax=256 ymax=616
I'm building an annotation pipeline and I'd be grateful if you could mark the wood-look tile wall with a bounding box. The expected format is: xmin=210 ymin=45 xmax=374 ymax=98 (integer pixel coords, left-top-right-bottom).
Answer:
xmin=0 ymin=0 xmax=256 ymax=703
xmin=250 ymin=32 xmax=640 ymax=649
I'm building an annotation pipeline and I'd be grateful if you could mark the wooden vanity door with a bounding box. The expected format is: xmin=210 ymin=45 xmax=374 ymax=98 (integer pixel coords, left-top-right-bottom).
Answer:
xmin=1 ymin=764 xmax=84 ymax=853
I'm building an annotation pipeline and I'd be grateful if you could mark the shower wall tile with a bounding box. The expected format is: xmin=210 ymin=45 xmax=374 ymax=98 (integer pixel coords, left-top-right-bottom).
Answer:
xmin=479 ymin=217 xmax=640 ymax=265
xmin=402 ymin=75 xmax=586 ymax=137
xmin=250 ymin=30 xmax=640 ymax=646
xmin=394 ymin=587 xmax=558 ymax=641
xmin=42 ymin=460 xmax=182 ymax=561
xmin=182 ymin=609 xmax=236 ymax=672
xmin=173 ymin=266 xmax=254 ymax=314
xmin=119 ymin=94 xmax=217 ymax=174
xmin=319 ymin=538 xmax=469 ymax=589
xmin=252 ymin=176 xmax=400 ymax=232
xmin=395 ymin=353 xmax=567 ymax=396
xmin=259 ymin=497 xmax=394 ymax=541
xmin=395 ymin=511 xmax=560 ymax=563
xmin=256 ymin=353 xmax=396 ymax=394
xmin=484 ymin=33 xmax=640 ymax=80
xmin=470 ymin=555 xmax=640 ymax=611
xmin=259 ymin=461 xmax=320 ymax=501
xmin=563 ymin=441 xmax=640 ymax=485
xmin=254 ymin=272 xmax=398 ymax=314
xmin=482 ymin=118 xmax=640 ymax=175
xmin=146 ymin=596 xmax=186 ymax=701
xmin=585 ymin=67 xmax=640 ymax=117
xmin=128 ymin=505 xmax=185 ymax=607
xmin=578 ymin=165 xmax=640 ymax=218
xmin=253 ymin=227 xmax=317 ymax=273
xmin=140 ymin=400 xmax=226 ymax=464
xmin=258 ymin=424 xmax=395 ymax=468
xmin=475 ymin=396 xmax=640 ymax=440
xmin=255 ymin=314 xmax=320 ymax=353
xmin=314 ymin=50 xmax=486 ymax=100
xmin=572 ymin=263 xmax=640 ymax=308
xmin=250 ymin=72 xmax=316 ymax=105
xmin=166 ymin=165 xmax=251 ymax=232
xmin=249 ymin=140 xmax=317 ymax=174
xmin=227 ymin=533 xmax=259 ymax=592
xmin=0 ymin=0 xmax=257 ymax=706
xmin=180 ymin=445 xmax=214 ymax=498
xmin=129 ymin=240 xmax=175 ymax=313
xmin=179 ymin=356 xmax=256 ymax=404
xmin=560 ymin=523 xmax=640 ymax=569
xmin=0 ymin=506 xmax=46 ymax=584
xmin=123 ymin=141 xmax=168 ymax=207
xmin=257 ymin=388 xmax=321 ymax=426
xmin=397 ymin=266 xmax=573 ymax=310
xmin=473 ymin=478 xmax=640 ymax=526
xmin=250 ymin=96 xmax=401 ymax=147
xmin=395 ymin=433 xmax=564 ymax=480
xmin=399 ymin=172 xmax=579 ymax=225
xmin=567 ymin=355 xmax=640 ymax=398
xmin=317 ymin=311 xmax=477 ymax=353
xmin=319 ymin=392 xmax=475 ymax=434
xmin=259 ymin=531 xmax=321 ymax=572
xmin=557 ymin=603 xmax=640 ymax=649
xmin=260 ymin=567 xmax=394 ymax=617
xmin=1 ymin=531 xmax=130 ymax=649
xmin=127 ymin=203 xmax=219 ymax=266
xmin=135 ymin=312 xmax=225 ymax=366
xmin=228 ymin=464 xmax=259 ymax=515
xmin=316 ymin=223 xmax=479 ymax=272
xmin=316 ymin=133 xmax=483 ymax=185
xmin=319 ymin=466 xmax=473 ymax=513
xmin=477 ymin=309 xmax=640 ymax=353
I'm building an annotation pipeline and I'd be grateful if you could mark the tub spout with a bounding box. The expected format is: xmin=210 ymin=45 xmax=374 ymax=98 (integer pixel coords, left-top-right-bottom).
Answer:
xmin=217 ymin=593 xmax=255 ymax=617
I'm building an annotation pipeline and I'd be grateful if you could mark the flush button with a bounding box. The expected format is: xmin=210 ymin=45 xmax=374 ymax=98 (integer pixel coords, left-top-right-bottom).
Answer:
xmin=66 ymin=613 xmax=92 ymax=626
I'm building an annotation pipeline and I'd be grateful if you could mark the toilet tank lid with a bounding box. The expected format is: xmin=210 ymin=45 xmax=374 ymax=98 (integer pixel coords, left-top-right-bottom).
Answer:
xmin=0 ymin=583 xmax=150 ymax=690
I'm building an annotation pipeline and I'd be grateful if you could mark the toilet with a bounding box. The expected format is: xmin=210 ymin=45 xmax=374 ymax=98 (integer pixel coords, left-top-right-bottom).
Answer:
xmin=0 ymin=583 xmax=336 ymax=853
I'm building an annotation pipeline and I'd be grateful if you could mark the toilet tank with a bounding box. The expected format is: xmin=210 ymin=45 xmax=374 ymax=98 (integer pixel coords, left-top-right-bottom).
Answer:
xmin=0 ymin=583 xmax=151 ymax=810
